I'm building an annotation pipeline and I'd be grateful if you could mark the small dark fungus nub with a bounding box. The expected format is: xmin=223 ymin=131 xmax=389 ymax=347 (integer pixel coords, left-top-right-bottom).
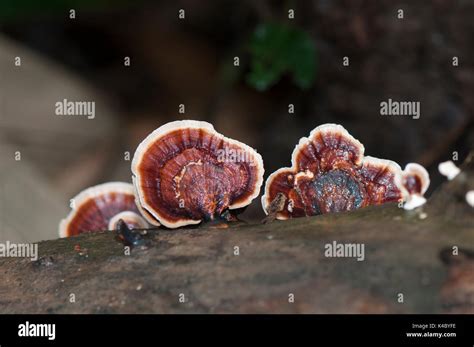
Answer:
xmin=59 ymin=182 xmax=149 ymax=237
xmin=132 ymin=120 xmax=264 ymax=228
xmin=115 ymin=219 xmax=146 ymax=247
xmin=262 ymin=124 xmax=430 ymax=219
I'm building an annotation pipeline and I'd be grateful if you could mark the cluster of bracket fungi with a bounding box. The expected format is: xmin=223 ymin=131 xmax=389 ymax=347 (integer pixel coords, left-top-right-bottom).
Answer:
xmin=59 ymin=120 xmax=430 ymax=237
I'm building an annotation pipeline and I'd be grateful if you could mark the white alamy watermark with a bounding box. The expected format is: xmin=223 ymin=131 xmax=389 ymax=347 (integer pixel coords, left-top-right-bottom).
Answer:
xmin=324 ymin=241 xmax=365 ymax=261
xmin=217 ymin=148 xmax=257 ymax=166
xmin=0 ymin=241 xmax=38 ymax=261
xmin=18 ymin=321 xmax=55 ymax=341
xmin=55 ymin=98 xmax=95 ymax=119
xmin=380 ymin=98 xmax=420 ymax=119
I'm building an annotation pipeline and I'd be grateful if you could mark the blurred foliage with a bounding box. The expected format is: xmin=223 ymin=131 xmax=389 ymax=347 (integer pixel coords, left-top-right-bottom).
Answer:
xmin=247 ymin=22 xmax=317 ymax=91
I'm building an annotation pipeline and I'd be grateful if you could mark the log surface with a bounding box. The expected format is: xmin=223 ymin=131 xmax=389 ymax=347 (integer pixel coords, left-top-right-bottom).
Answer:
xmin=0 ymin=155 xmax=472 ymax=314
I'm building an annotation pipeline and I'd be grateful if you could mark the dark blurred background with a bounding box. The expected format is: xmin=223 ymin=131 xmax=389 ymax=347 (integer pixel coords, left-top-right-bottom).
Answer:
xmin=1 ymin=0 xmax=473 ymax=241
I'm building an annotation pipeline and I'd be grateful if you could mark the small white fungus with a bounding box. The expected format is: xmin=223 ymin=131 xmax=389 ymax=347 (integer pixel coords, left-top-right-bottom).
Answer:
xmin=438 ymin=161 xmax=461 ymax=180
xmin=466 ymin=191 xmax=474 ymax=208
xmin=403 ymin=195 xmax=427 ymax=210
xmin=419 ymin=212 xmax=428 ymax=220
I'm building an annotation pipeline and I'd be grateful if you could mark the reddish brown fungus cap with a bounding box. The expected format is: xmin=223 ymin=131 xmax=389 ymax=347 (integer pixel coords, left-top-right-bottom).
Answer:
xmin=59 ymin=182 xmax=148 ymax=237
xmin=401 ymin=163 xmax=430 ymax=196
xmin=262 ymin=124 xmax=417 ymax=219
xmin=398 ymin=163 xmax=430 ymax=210
xmin=132 ymin=120 xmax=264 ymax=228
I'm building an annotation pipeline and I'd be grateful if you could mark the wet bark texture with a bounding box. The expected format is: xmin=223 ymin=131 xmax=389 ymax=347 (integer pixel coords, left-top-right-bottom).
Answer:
xmin=0 ymin=154 xmax=472 ymax=314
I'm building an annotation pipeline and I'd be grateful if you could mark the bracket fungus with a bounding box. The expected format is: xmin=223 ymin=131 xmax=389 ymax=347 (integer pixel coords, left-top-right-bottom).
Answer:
xmin=59 ymin=182 xmax=149 ymax=237
xmin=132 ymin=120 xmax=264 ymax=228
xmin=262 ymin=124 xmax=430 ymax=219
xmin=400 ymin=163 xmax=430 ymax=210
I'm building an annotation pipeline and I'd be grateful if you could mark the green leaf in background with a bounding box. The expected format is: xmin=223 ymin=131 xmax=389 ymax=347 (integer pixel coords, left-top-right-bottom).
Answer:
xmin=246 ymin=23 xmax=317 ymax=91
